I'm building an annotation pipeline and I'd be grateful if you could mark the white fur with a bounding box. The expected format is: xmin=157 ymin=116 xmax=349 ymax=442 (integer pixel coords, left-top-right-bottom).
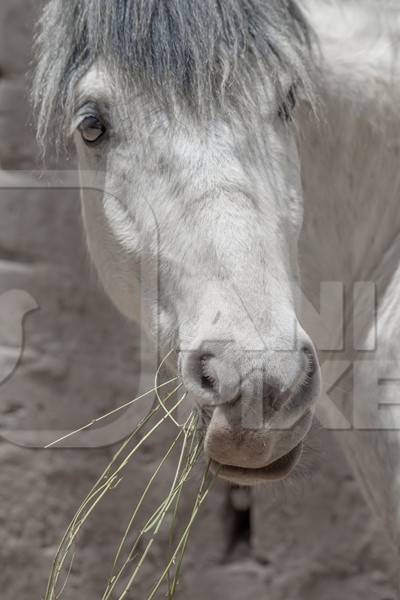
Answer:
xmin=75 ymin=0 xmax=400 ymax=555
xmin=301 ymin=0 xmax=400 ymax=555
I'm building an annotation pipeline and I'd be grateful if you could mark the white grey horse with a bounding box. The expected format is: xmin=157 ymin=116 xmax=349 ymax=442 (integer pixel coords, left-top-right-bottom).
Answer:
xmin=33 ymin=0 xmax=400 ymax=556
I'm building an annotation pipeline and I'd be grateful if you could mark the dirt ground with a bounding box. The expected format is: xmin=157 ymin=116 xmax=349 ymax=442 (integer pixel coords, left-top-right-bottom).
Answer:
xmin=0 ymin=2 xmax=398 ymax=599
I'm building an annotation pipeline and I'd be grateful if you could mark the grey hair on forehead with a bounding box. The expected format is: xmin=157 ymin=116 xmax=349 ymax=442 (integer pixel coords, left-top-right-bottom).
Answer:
xmin=33 ymin=0 xmax=315 ymax=149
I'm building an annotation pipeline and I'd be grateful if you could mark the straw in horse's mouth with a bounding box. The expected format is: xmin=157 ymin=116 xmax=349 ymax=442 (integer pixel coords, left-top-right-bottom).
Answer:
xmin=209 ymin=441 xmax=303 ymax=484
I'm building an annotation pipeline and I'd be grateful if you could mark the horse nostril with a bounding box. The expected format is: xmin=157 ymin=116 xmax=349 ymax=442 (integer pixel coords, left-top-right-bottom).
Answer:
xmin=201 ymin=374 xmax=215 ymax=391
xmin=200 ymin=354 xmax=218 ymax=392
xmin=182 ymin=346 xmax=241 ymax=407
xmin=301 ymin=344 xmax=317 ymax=380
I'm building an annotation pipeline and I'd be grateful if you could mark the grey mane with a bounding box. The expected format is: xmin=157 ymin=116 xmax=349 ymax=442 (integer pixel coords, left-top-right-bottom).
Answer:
xmin=33 ymin=0 xmax=314 ymax=148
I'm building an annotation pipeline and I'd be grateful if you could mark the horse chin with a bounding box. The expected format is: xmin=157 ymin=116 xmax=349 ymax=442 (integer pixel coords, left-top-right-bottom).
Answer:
xmin=209 ymin=441 xmax=303 ymax=486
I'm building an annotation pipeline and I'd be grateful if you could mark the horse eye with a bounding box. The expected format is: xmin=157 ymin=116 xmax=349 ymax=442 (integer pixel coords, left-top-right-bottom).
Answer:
xmin=78 ymin=115 xmax=106 ymax=145
xmin=278 ymin=86 xmax=297 ymax=122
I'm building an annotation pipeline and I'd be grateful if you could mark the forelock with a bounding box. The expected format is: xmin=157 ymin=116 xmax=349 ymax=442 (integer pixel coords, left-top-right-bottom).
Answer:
xmin=33 ymin=0 xmax=315 ymax=149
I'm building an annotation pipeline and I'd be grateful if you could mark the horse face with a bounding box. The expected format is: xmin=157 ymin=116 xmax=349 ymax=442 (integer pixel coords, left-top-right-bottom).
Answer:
xmin=76 ymin=65 xmax=320 ymax=485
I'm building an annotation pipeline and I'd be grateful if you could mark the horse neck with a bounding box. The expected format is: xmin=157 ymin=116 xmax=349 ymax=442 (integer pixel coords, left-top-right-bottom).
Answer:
xmin=299 ymin=92 xmax=400 ymax=302
xmin=295 ymin=6 xmax=400 ymax=549
xmin=299 ymin=2 xmax=400 ymax=310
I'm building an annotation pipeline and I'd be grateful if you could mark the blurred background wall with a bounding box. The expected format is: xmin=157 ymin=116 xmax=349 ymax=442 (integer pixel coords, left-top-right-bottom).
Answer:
xmin=0 ymin=1 xmax=398 ymax=599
